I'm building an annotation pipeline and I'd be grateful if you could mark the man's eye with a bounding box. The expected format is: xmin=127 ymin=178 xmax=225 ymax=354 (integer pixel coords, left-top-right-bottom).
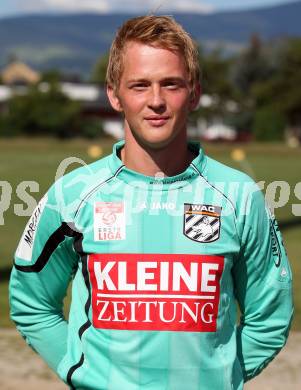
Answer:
xmin=164 ymin=83 xmax=180 ymax=90
xmin=131 ymin=84 xmax=147 ymax=90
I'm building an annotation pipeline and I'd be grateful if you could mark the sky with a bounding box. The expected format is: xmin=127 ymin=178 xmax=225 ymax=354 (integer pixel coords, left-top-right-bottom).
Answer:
xmin=0 ymin=0 xmax=298 ymax=18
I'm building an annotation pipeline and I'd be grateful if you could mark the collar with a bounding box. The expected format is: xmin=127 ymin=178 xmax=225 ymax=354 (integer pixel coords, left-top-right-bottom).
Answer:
xmin=108 ymin=139 xmax=205 ymax=190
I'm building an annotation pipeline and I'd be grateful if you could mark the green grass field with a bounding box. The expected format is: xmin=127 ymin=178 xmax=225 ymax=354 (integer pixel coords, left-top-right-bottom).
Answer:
xmin=1 ymin=138 xmax=300 ymax=328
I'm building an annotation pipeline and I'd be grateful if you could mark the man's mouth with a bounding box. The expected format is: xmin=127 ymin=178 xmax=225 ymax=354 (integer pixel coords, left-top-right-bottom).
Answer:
xmin=144 ymin=116 xmax=170 ymax=127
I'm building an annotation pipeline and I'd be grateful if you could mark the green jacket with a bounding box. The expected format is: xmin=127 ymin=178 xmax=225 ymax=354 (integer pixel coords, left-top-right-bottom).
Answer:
xmin=9 ymin=140 xmax=293 ymax=390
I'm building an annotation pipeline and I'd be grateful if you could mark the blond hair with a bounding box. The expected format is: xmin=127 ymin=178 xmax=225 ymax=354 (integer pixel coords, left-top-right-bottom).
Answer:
xmin=106 ymin=15 xmax=200 ymax=94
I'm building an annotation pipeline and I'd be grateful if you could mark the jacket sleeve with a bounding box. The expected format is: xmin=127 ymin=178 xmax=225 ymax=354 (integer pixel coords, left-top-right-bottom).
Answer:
xmin=9 ymin=184 xmax=79 ymax=372
xmin=232 ymin=183 xmax=293 ymax=382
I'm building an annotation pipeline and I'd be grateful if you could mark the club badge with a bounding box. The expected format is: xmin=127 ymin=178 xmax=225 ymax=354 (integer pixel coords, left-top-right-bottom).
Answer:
xmin=183 ymin=203 xmax=221 ymax=243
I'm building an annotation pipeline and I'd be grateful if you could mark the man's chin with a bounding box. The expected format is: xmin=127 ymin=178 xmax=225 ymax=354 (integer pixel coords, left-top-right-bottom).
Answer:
xmin=137 ymin=136 xmax=176 ymax=151
xmin=129 ymin=127 xmax=172 ymax=149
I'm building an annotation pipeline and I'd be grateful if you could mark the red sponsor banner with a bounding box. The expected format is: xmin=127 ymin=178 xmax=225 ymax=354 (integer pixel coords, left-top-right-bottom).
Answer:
xmin=88 ymin=253 xmax=224 ymax=332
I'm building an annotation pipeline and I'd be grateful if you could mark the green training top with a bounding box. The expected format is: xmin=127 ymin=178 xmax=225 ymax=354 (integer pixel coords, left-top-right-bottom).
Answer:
xmin=9 ymin=140 xmax=293 ymax=390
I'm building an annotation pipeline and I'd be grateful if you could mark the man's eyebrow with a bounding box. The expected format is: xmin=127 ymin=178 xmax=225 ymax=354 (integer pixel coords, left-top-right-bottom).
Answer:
xmin=127 ymin=77 xmax=186 ymax=84
xmin=127 ymin=78 xmax=150 ymax=84
xmin=161 ymin=77 xmax=186 ymax=84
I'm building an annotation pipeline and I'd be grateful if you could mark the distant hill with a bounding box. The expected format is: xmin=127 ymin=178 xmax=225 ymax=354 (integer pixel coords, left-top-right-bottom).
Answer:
xmin=0 ymin=1 xmax=300 ymax=77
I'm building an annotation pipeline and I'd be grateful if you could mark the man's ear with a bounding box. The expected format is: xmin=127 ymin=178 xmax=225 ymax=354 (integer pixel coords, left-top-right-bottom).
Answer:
xmin=106 ymin=84 xmax=123 ymax=112
xmin=189 ymin=82 xmax=201 ymax=111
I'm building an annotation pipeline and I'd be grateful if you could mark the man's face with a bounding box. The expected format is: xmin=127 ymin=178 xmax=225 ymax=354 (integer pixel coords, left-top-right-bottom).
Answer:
xmin=107 ymin=41 xmax=200 ymax=149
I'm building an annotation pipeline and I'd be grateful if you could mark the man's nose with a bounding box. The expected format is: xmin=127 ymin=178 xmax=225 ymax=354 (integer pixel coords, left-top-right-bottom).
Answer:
xmin=148 ymin=86 xmax=166 ymax=112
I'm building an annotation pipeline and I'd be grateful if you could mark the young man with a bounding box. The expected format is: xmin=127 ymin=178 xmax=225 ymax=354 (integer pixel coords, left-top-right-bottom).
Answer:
xmin=10 ymin=16 xmax=293 ymax=390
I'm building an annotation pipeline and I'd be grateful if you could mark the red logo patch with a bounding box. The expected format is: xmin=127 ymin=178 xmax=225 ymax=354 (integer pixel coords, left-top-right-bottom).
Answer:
xmin=88 ymin=254 xmax=224 ymax=332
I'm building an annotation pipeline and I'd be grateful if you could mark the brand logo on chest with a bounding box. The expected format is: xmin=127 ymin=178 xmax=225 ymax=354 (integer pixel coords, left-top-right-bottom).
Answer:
xmin=88 ymin=253 xmax=224 ymax=332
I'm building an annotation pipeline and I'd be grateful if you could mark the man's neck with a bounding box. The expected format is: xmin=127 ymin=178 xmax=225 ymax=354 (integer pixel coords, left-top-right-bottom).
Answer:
xmin=120 ymin=126 xmax=195 ymax=177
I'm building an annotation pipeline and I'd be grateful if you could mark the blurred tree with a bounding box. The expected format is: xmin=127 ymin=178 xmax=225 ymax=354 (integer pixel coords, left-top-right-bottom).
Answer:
xmin=200 ymin=46 xmax=235 ymax=101
xmin=80 ymin=117 xmax=105 ymax=139
xmin=230 ymin=34 xmax=274 ymax=134
xmin=253 ymin=107 xmax=285 ymax=141
xmin=91 ymin=53 xmax=109 ymax=84
xmin=253 ymin=38 xmax=301 ymax=128
xmin=192 ymin=46 xmax=237 ymax=125
xmin=232 ymin=34 xmax=272 ymax=95
xmin=225 ymin=110 xmax=254 ymax=134
xmin=1 ymin=82 xmax=81 ymax=138
xmin=40 ymin=69 xmax=63 ymax=84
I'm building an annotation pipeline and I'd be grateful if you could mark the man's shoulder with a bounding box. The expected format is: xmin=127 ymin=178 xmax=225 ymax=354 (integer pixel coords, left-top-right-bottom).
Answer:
xmin=204 ymin=155 xmax=255 ymax=185
xmin=202 ymin=155 xmax=262 ymax=213
xmin=47 ymin=152 xmax=115 ymax=213
xmin=58 ymin=153 xmax=112 ymax=186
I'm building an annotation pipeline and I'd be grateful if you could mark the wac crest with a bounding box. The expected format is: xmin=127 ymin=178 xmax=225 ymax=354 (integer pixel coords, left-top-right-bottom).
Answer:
xmin=183 ymin=203 xmax=221 ymax=243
